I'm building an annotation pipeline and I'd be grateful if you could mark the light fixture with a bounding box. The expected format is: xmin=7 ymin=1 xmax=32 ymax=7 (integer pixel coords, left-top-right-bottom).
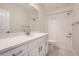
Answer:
xmin=29 ymin=3 xmax=39 ymax=11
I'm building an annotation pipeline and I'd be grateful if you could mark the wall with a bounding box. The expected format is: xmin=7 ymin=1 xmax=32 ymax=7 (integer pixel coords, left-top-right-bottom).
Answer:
xmin=0 ymin=4 xmax=30 ymax=32
xmin=72 ymin=4 xmax=79 ymax=55
xmin=38 ymin=10 xmax=48 ymax=33
xmin=32 ymin=4 xmax=48 ymax=33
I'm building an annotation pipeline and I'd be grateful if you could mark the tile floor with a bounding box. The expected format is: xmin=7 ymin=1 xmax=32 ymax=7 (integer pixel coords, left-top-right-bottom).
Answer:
xmin=47 ymin=45 xmax=75 ymax=56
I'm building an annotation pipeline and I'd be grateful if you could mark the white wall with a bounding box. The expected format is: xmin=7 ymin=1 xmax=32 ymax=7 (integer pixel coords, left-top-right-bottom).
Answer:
xmin=0 ymin=9 xmax=10 ymax=33
xmin=32 ymin=4 xmax=48 ymax=33
xmin=72 ymin=4 xmax=79 ymax=55
xmin=0 ymin=4 xmax=30 ymax=32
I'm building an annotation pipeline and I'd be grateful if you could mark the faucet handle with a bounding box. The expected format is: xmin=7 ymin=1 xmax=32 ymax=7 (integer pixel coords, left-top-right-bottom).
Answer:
xmin=68 ymin=33 xmax=72 ymax=35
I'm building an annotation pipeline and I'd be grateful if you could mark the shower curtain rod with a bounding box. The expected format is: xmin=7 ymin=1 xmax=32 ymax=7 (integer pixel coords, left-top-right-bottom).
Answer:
xmin=43 ymin=9 xmax=72 ymax=16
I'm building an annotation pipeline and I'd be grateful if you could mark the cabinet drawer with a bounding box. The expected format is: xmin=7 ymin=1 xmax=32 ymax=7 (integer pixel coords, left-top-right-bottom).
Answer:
xmin=28 ymin=37 xmax=45 ymax=50
xmin=29 ymin=40 xmax=46 ymax=56
xmin=0 ymin=44 xmax=28 ymax=56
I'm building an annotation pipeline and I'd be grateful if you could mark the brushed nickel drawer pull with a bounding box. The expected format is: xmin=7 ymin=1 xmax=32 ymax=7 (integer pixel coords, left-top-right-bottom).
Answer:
xmin=39 ymin=46 xmax=42 ymax=53
xmin=12 ymin=50 xmax=22 ymax=56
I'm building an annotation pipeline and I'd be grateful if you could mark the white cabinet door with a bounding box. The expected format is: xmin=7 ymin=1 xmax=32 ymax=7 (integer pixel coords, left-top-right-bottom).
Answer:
xmin=45 ymin=40 xmax=48 ymax=55
xmin=29 ymin=43 xmax=45 ymax=56
xmin=45 ymin=36 xmax=48 ymax=55
xmin=39 ymin=42 xmax=45 ymax=56
xmin=29 ymin=46 xmax=39 ymax=56
xmin=40 ymin=36 xmax=48 ymax=56
xmin=29 ymin=35 xmax=48 ymax=56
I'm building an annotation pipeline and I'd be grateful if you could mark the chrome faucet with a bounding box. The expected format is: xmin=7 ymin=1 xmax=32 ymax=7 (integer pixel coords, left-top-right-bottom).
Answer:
xmin=21 ymin=25 xmax=31 ymax=35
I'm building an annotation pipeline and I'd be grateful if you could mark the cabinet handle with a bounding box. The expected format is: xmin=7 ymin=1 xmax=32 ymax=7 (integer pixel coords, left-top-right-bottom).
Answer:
xmin=12 ymin=50 xmax=22 ymax=56
xmin=39 ymin=46 xmax=42 ymax=53
xmin=39 ymin=47 xmax=40 ymax=53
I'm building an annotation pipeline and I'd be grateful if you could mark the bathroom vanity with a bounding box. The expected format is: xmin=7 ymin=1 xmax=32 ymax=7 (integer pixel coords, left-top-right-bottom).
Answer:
xmin=0 ymin=4 xmax=48 ymax=56
xmin=0 ymin=32 xmax=48 ymax=56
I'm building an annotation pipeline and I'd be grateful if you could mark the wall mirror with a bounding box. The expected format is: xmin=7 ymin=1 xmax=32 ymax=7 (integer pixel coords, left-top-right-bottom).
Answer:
xmin=0 ymin=3 xmax=39 ymax=33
